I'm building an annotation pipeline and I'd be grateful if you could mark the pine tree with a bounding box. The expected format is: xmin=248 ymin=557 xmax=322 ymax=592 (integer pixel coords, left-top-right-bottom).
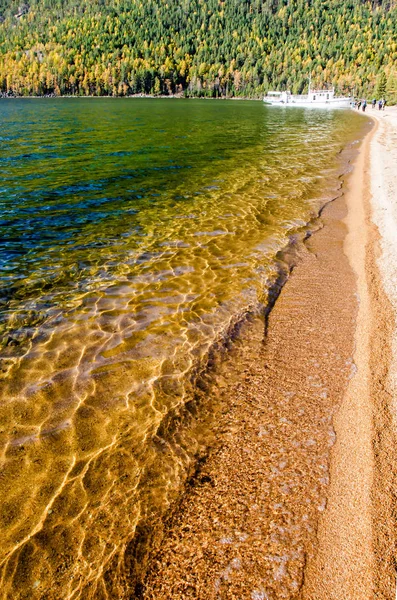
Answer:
xmin=153 ymin=77 xmax=161 ymax=96
xmin=0 ymin=0 xmax=397 ymax=100
xmin=386 ymin=71 xmax=397 ymax=104
xmin=376 ymin=72 xmax=387 ymax=99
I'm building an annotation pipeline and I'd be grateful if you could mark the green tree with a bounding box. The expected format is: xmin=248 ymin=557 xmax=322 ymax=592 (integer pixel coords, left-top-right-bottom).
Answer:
xmin=386 ymin=71 xmax=397 ymax=104
xmin=376 ymin=71 xmax=387 ymax=99
xmin=153 ymin=76 xmax=161 ymax=96
xmin=0 ymin=0 xmax=397 ymax=100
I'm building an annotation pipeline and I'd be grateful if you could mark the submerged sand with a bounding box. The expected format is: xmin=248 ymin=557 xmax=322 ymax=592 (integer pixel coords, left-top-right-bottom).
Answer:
xmin=143 ymin=191 xmax=358 ymax=598
xmin=141 ymin=109 xmax=397 ymax=599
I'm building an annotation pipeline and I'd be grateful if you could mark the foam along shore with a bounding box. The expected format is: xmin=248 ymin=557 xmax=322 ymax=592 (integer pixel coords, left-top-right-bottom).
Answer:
xmin=142 ymin=110 xmax=397 ymax=598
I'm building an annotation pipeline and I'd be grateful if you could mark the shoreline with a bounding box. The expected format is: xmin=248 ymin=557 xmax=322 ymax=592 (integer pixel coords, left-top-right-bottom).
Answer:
xmin=301 ymin=110 xmax=397 ymax=598
xmin=0 ymin=94 xmax=263 ymax=100
xmin=0 ymin=99 xmax=373 ymax=600
xmin=141 ymin=118 xmax=391 ymax=597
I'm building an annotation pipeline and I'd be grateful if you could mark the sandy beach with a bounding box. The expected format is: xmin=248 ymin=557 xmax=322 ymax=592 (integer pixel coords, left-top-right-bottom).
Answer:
xmin=302 ymin=107 xmax=397 ymax=599
xmin=141 ymin=109 xmax=397 ymax=599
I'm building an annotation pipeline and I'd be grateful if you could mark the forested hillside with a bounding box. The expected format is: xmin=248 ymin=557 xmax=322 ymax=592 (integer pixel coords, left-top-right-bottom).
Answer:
xmin=0 ymin=0 xmax=396 ymax=98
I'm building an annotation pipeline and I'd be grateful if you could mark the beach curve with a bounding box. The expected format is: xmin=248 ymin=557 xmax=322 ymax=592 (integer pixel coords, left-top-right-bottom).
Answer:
xmin=141 ymin=110 xmax=397 ymax=598
xmin=301 ymin=108 xmax=397 ymax=599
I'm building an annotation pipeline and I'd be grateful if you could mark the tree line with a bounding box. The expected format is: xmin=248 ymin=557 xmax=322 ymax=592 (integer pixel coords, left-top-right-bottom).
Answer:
xmin=0 ymin=0 xmax=396 ymax=101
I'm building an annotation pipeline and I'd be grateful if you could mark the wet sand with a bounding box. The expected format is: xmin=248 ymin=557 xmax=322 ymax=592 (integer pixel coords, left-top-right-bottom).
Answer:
xmin=302 ymin=109 xmax=396 ymax=599
xmin=142 ymin=112 xmax=397 ymax=598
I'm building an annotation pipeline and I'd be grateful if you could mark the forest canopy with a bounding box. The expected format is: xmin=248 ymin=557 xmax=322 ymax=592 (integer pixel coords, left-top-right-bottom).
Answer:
xmin=0 ymin=0 xmax=397 ymax=99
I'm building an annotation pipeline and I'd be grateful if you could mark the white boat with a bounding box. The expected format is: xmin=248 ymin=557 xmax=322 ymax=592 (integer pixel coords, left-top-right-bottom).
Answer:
xmin=263 ymin=86 xmax=352 ymax=109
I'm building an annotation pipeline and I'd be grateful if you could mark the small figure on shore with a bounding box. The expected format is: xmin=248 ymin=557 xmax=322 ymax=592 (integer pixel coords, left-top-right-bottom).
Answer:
xmin=362 ymin=100 xmax=367 ymax=112
xmin=378 ymin=99 xmax=383 ymax=110
xmin=372 ymin=98 xmax=377 ymax=109
xmin=357 ymin=100 xmax=361 ymax=110
xmin=383 ymin=99 xmax=387 ymax=111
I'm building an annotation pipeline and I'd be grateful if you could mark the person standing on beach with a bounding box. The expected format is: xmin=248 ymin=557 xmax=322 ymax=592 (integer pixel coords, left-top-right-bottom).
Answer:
xmin=379 ymin=99 xmax=383 ymax=110
xmin=357 ymin=100 xmax=361 ymax=110
xmin=372 ymin=98 xmax=376 ymax=108
xmin=383 ymin=99 xmax=387 ymax=110
xmin=362 ymin=100 xmax=367 ymax=112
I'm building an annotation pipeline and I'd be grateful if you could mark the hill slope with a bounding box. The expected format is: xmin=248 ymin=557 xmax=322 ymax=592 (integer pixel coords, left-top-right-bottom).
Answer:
xmin=0 ymin=0 xmax=396 ymax=98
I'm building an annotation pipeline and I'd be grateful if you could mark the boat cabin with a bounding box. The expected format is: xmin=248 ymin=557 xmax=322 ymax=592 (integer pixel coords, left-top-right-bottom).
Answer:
xmin=308 ymin=89 xmax=335 ymax=102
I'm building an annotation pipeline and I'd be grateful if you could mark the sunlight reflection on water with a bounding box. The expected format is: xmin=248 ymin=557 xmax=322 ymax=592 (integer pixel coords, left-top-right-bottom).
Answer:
xmin=0 ymin=99 xmax=365 ymax=598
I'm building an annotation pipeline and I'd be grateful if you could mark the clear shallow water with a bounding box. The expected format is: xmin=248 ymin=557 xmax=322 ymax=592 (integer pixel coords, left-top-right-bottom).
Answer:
xmin=0 ymin=99 xmax=365 ymax=598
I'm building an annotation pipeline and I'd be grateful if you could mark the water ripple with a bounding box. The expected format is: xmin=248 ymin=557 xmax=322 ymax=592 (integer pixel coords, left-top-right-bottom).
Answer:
xmin=0 ymin=99 xmax=365 ymax=599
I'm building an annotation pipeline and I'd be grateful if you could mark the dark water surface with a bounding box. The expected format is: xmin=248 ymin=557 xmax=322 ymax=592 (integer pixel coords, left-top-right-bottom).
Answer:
xmin=0 ymin=99 xmax=365 ymax=598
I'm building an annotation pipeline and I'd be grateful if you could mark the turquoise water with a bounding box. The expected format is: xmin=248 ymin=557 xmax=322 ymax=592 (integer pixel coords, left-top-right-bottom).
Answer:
xmin=0 ymin=99 xmax=365 ymax=598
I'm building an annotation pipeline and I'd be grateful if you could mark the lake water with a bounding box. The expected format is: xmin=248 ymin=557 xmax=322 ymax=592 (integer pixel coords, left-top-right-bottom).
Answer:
xmin=0 ymin=99 xmax=366 ymax=598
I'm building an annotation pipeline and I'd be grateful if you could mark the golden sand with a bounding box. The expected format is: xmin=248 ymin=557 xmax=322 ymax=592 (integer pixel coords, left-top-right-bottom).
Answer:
xmin=142 ymin=114 xmax=397 ymax=599
xmin=302 ymin=111 xmax=396 ymax=599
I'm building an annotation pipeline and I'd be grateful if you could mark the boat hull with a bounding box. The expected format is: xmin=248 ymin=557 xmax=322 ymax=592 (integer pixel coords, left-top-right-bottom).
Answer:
xmin=263 ymin=98 xmax=352 ymax=109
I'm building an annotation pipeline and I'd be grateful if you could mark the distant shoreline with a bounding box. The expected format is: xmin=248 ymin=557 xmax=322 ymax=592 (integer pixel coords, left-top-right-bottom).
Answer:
xmin=0 ymin=94 xmax=264 ymax=101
